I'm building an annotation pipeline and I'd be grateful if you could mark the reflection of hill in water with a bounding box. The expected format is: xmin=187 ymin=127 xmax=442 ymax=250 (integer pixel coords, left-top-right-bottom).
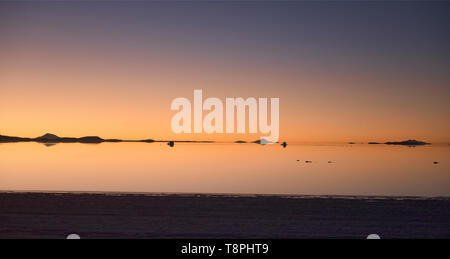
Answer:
xmin=43 ymin=143 xmax=58 ymax=147
xmin=0 ymin=133 xmax=210 ymax=145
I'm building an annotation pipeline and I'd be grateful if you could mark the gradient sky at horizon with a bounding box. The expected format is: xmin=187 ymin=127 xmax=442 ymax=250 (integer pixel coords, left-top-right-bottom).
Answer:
xmin=1 ymin=1 xmax=449 ymax=142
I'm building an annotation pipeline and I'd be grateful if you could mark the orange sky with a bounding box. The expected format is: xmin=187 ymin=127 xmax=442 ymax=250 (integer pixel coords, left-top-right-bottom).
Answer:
xmin=1 ymin=2 xmax=449 ymax=143
xmin=1 ymin=52 xmax=448 ymax=143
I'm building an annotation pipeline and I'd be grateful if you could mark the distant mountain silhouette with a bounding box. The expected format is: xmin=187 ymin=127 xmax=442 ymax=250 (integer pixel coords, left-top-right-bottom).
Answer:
xmin=0 ymin=133 xmax=214 ymax=145
xmin=0 ymin=133 xmax=104 ymax=143
xmin=36 ymin=133 xmax=60 ymax=141
xmin=384 ymin=139 xmax=429 ymax=146
xmin=0 ymin=135 xmax=32 ymax=142
xmin=0 ymin=133 xmax=433 ymax=147
xmin=32 ymin=133 xmax=104 ymax=143
xmin=78 ymin=136 xmax=104 ymax=143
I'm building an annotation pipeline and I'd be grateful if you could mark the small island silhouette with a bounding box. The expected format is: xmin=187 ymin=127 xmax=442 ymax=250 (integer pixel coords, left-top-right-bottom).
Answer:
xmin=384 ymin=139 xmax=430 ymax=146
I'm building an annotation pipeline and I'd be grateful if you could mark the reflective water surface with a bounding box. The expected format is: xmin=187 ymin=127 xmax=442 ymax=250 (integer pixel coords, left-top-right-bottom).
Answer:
xmin=1 ymin=142 xmax=449 ymax=197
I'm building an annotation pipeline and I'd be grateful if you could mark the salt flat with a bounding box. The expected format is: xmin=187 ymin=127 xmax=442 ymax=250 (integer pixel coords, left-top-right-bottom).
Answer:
xmin=0 ymin=192 xmax=448 ymax=239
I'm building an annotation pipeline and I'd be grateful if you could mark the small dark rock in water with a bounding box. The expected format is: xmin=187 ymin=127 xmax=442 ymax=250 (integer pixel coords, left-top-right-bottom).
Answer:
xmin=368 ymin=142 xmax=381 ymax=145
xmin=328 ymin=161 xmax=333 ymax=163
xmin=168 ymin=141 xmax=174 ymax=147
xmin=433 ymin=161 xmax=439 ymax=164
xmin=281 ymin=142 xmax=287 ymax=148
xmin=296 ymin=160 xmax=300 ymax=162
xmin=305 ymin=161 xmax=312 ymax=163
xmin=348 ymin=142 xmax=356 ymax=144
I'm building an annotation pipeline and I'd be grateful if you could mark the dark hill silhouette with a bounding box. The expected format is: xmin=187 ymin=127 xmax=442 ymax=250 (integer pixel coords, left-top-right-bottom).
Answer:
xmin=78 ymin=136 xmax=104 ymax=143
xmin=0 ymin=133 xmax=214 ymax=144
xmin=0 ymin=133 xmax=104 ymax=143
xmin=36 ymin=133 xmax=60 ymax=141
xmin=234 ymin=140 xmax=247 ymax=143
xmin=384 ymin=139 xmax=429 ymax=146
xmin=0 ymin=135 xmax=32 ymax=142
xmin=35 ymin=133 xmax=64 ymax=143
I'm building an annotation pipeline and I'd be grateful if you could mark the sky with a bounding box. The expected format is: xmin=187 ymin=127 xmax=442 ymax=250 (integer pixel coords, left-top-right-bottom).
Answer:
xmin=1 ymin=1 xmax=449 ymax=143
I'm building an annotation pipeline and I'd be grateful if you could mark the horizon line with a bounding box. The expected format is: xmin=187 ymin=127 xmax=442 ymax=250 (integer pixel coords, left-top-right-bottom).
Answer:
xmin=1 ymin=132 xmax=447 ymax=145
